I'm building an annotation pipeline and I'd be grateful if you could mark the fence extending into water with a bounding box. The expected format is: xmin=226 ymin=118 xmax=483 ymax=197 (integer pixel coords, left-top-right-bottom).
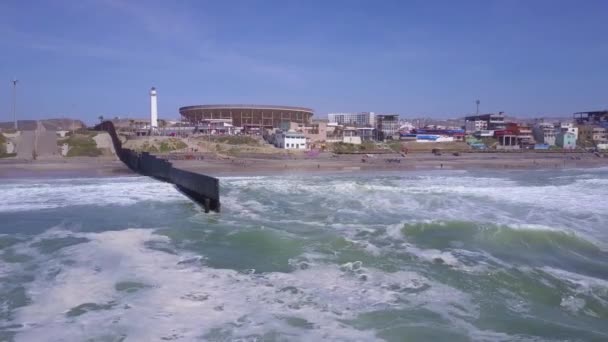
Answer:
xmin=94 ymin=121 xmax=220 ymax=212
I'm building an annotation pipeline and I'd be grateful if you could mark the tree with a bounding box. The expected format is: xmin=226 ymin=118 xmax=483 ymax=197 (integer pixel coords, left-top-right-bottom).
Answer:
xmin=98 ymin=115 xmax=104 ymax=123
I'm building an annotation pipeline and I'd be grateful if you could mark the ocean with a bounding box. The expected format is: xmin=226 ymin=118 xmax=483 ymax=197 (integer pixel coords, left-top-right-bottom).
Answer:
xmin=1 ymin=169 xmax=607 ymax=341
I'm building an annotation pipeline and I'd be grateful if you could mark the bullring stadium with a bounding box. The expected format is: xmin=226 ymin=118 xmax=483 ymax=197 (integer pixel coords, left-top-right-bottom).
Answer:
xmin=179 ymin=104 xmax=313 ymax=129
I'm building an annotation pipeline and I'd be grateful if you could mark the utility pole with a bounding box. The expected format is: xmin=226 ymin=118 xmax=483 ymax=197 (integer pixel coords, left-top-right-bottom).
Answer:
xmin=475 ymin=99 xmax=480 ymax=116
xmin=12 ymin=79 xmax=18 ymax=130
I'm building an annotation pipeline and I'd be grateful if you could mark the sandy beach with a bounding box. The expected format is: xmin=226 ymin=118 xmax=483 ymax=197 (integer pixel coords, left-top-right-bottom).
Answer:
xmin=1 ymin=152 xmax=607 ymax=178
xmin=0 ymin=157 xmax=131 ymax=178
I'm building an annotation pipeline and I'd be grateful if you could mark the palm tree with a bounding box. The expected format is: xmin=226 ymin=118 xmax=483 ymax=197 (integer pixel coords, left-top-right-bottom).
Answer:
xmin=98 ymin=115 xmax=104 ymax=123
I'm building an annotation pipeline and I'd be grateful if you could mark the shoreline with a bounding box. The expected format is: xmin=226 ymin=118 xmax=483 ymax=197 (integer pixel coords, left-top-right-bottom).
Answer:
xmin=0 ymin=158 xmax=132 ymax=179
xmin=1 ymin=152 xmax=607 ymax=178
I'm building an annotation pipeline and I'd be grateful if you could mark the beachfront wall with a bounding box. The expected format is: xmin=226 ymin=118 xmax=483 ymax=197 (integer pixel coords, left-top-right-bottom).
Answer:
xmin=94 ymin=121 xmax=220 ymax=213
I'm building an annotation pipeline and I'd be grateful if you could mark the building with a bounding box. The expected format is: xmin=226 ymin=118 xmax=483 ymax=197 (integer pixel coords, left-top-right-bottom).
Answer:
xmin=578 ymin=124 xmax=608 ymax=146
xmin=574 ymin=110 xmax=608 ymax=125
xmin=556 ymin=132 xmax=577 ymax=149
xmin=280 ymin=120 xmax=328 ymax=143
xmin=327 ymin=112 xmax=375 ymax=127
xmin=555 ymin=122 xmax=578 ymax=140
xmin=496 ymin=134 xmax=520 ymax=150
xmin=196 ymin=119 xmax=238 ymax=135
xmin=533 ymin=122 xmax=556 ymax=146
xmin=179 ymin=104 xmax=314 ymax=131
xmin=375 ymin=114 xmax=400 ymax=140
xmin=514 ymin=124 xmax=534 ymax=146
xmin=343 ymin=128 xmax=362 ymax=144
xmin=274 ymin=131 xmax=308 ymax=149
xmin=464 ymin=113 xmax=506 ymax=131
xmin=303 ymin=120 xmax=328 ymax=142
xmin=356 ymin=127 xmax=375 ymax=141
xmin=465 ymin=120 xmax=488 ymax=133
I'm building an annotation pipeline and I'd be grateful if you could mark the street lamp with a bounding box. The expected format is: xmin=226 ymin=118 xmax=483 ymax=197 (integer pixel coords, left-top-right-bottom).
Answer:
xmin=12 ymin=79 xmax=18 ymax=130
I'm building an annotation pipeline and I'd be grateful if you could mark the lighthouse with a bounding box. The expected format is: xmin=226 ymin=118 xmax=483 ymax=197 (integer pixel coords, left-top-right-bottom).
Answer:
xmin=150 ymin=87 xmax=158 ymax=129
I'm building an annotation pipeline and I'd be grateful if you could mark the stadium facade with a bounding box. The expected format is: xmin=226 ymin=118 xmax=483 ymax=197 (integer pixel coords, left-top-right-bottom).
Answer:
xmin=179 ymin=104 xmax=313 ymax=130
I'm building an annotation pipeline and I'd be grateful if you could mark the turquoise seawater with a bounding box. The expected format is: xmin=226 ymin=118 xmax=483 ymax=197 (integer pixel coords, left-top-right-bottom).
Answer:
xmin=1 ymin=169 xmax=608 ymax=341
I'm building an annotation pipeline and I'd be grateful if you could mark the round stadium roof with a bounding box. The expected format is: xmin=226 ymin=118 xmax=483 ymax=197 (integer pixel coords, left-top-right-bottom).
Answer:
xmin=179 ymin=104 xmax=313 ymax=113
xmin=179 ymin=104 xmax=314 ymax=128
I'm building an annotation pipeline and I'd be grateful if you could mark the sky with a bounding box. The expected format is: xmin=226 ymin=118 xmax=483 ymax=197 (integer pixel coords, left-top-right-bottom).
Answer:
xmin=0 ymin=0 xmax=607 ymax=123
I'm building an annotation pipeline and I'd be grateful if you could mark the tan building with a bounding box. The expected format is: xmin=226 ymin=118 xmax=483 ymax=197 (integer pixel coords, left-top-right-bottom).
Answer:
xmin=279 ymin=120 xmax=327 ymax=143
xmin=577 ymin=124 xmax=608 ymax=146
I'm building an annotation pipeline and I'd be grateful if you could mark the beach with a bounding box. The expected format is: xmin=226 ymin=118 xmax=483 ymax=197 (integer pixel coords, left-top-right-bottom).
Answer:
xmin=1 ymin=152 xmax=607 ymax=178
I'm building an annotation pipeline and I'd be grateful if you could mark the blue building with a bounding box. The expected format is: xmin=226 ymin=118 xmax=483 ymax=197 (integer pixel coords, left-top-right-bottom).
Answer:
xmin=556 ymin=132 xmax=577 ymax=149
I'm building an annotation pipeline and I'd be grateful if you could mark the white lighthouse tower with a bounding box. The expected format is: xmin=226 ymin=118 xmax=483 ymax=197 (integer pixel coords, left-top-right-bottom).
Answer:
xmin=150 ymin=87 xmax=158 ymax=129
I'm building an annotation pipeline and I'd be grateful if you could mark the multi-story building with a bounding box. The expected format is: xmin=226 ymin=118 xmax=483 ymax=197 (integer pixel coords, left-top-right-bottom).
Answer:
xmin=556 ymin=132 xmax=577 ymax=149
xmin=465 ymin=120 xmax=488 ymax=133
xmin=502 ymin=123 xmax=534 ymax=147
xmin=533 ymin=122 xmax=557 ymax=146
xmin=328 ymin=112 xmax=375 ymax=127
xmin=356 ymin=127 xmax=375 ymax=141
xmin=574 ymin=110 xmax=608 ymax=125
xmin=464 ymin=112 xmax=506 ymax=131
xmin=516 ymin=124 xmax=534 ymax=146
xmin=375 ymin=114 xmax=400 ymax=141
xmin=279 ymin=120 xmax=328 ymax=143
xmin=578 ymin=124 xmax=608 ymax=146
xmin=556 ymin=122 xmax=578 ymax=140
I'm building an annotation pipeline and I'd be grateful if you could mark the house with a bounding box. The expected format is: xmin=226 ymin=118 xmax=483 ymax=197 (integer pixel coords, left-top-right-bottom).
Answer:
xmin=578 ymin=124 xmax=608 ymax=147
xmin=533 ymin=122 xmax=556 ymax=146
xmin=274 ymin=131 xmax=307 ymax=149
xmin=556 ymin=132 xmax=577 ymax=149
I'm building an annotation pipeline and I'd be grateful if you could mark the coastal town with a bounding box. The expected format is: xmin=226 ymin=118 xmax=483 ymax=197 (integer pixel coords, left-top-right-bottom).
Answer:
xmin=1 ymin=87 xmax=607 ymax=168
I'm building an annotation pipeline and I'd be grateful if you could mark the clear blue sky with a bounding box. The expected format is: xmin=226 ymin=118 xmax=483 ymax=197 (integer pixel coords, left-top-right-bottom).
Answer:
xmin=1 ymin=0 xmax=607 ymax=123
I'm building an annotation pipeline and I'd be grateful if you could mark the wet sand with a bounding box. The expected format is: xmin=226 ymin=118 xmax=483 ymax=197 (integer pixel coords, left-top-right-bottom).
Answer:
xmin=0 ymin=158 xmax=131 ymax=179
xmin=2 ymin=152 xmax=606 ymax=178
xmin=171 ymin=151 xmax=608 ymax=177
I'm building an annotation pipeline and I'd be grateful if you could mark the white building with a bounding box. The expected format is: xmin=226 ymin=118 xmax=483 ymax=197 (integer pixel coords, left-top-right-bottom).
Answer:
xmin=533 ymin=122 xmax=557 ymax=146
xmin=556 ymin=122 xmax=578 ymax=140
xmin=465 ymin=120 xmax=488 ymax=133
xmin=274 ymin=131 xmax=307 ymax=149
xmin=328 ymin=112 xmax=375 ymax=127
